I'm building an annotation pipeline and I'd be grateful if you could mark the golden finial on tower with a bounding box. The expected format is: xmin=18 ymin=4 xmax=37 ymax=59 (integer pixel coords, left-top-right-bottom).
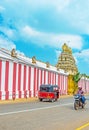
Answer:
xmin=11 ymin=48 xmax=17 ymax=58
xmin=62 ymin=43 xmax=72 ymax=54
xmin=62 ymin=43 xmax=69 ymax=52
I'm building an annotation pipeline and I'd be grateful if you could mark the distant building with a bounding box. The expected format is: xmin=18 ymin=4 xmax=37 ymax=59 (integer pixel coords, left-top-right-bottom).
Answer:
xmin=56 ymin=43 xmax=78 ymax=75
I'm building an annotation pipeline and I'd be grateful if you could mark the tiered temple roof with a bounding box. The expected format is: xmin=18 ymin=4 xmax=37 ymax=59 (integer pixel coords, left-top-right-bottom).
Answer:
xmin=56 ymin=43 xmax=78 ymax=75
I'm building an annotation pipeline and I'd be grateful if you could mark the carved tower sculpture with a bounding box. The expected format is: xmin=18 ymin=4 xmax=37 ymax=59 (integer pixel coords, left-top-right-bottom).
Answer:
xmin=56 ymin=43 xmax=78 ymax=75
xmin=56 ymin=43 xmax=78 ymax=94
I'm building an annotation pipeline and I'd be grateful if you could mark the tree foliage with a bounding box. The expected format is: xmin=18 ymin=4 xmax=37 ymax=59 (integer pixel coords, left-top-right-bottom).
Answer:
xmin=73 ymin=72 xmax=82 ymax=83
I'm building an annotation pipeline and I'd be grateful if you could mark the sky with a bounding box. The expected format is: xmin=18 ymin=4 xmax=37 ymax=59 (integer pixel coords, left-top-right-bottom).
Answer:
xmin=0 ymin=0 xmax=89 ymax=75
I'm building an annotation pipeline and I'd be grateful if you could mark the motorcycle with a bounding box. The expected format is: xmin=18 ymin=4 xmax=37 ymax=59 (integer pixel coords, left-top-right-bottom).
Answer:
xmin=74 ymin=94 xmax=86 ymax=110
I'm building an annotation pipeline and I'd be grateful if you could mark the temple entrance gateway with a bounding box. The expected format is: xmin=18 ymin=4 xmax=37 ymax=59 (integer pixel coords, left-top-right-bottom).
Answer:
xmin=56 ymin=43 xmax=78 ymax=94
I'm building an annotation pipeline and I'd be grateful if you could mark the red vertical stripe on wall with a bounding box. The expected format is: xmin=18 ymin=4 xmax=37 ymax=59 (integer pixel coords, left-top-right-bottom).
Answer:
xmin=23 ymin=65 xmax=26 ymax=92
xmin=18 ymin=64 xmax=21 ymax=98
xmin=48 ymin=71 xmax=49 ymax=84
xmin=0 ymin=60 xmax=2 ymax=99
xmin=40 ymin=70 xmax=42 ymax=85
xmin=34 ymin=68 xmax=36 ymax=97
xmin=61 ymin=75 xmax=63 ymax=94
xmin=55 ymin=73 xmax=56 ymax=84
xmin=58 ymin=74 xmax=60 ymax=95
xmin=5 ymin=61 xmax=9 ymax=100
xmin=60 ymin=75 xmax=62 ymax=95
xmin=48 ymin=71 xmax=50 ymax=84
xmin=53 ymin=73 xmax=55 ymax=85
xmin=58 ymin=74 xmax=60 ymax=87
xmin=44 ymin=70 xmax=46 ymax=84
xmin=50 ymin=72 xmax=51 ymax=84
xmin=0 ymin=60 xmax=2 ymax=91
xmin=12 ymin=63 xmax=17 ymax=98
xmin=63 ymin=75 xmax=64 ymax=94
xmin=28 ymin=66 xmax=31 ymax=97
xmin=51 ymin=72 xmax=52 ymax=84
xmin=37 ymin=68 xmax=39 ymax=91
xmin=51 ymin=72 xmax=53 ymax=84
xmin=53 ymin=73 xmax=54 ymax=84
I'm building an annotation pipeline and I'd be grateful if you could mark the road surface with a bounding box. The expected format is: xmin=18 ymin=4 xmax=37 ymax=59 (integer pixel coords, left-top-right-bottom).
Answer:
xmin=0 ymin=95 xmax=89 ymax=130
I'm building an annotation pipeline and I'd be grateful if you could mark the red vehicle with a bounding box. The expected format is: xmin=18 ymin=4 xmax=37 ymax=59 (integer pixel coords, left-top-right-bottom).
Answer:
xmin=38 ymin=84 xmax=59 ymax=102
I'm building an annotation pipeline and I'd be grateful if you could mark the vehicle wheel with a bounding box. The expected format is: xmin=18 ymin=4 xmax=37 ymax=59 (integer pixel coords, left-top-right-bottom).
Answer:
xmin=55 ymin=98 xmax=57 ymax=101
xmin=51 ymin=99 xmax=55 ymax=102
xmin=39 ymin=98 xmax=43 ymax=101
xmin=82 ymin=104 xmax=85 ymax=109
xmin=74 ymin=102 xmax=79 ymax=110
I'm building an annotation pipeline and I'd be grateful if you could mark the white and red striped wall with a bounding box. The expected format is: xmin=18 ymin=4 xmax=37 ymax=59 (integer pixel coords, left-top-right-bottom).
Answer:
xmin=78 ymin=78 xmax=89 ymax=93
xmin=0 ymin=58 xmax=68 ymax=100
xmin=0 ymin=48 xmax=89 ymax=100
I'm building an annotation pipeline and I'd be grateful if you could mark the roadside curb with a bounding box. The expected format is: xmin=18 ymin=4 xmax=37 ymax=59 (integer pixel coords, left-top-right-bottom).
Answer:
xmin=0 ymin=95 xmax=74 ymax=105
xmin=60 ymin=94 xmax=73 ymax=98
xmin=0 ymin=93 xmax=88 ymax=105
xmin=0 ymin=97 xmax=38 ymax=105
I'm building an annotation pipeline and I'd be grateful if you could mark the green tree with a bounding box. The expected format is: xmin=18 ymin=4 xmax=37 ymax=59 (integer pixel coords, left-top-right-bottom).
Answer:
xmin=73 ymin=72 xmax=82 ymax=93
xmin=73 ymin=72 xmax=82 ymax=83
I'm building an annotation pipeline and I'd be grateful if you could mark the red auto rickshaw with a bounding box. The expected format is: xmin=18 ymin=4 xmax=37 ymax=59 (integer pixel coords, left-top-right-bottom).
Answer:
xmin=38 ymin=84 xmax=60 ymax=102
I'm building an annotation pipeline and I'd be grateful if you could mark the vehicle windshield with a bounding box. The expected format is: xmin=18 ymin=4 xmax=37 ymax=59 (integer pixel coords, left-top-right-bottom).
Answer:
xmin=40 ymin=87 xmax=52 ymax=92
xmin=40 ymin=85 xmax=59 ymax=92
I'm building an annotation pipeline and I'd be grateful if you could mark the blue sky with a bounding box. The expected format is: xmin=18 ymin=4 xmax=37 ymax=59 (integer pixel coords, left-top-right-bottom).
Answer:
xmin=0 ymin=0 xmax=89 ymax=75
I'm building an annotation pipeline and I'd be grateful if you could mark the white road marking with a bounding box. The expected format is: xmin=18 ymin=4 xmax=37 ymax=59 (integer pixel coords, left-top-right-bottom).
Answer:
xmin=0 ymin=103 xmax=73 ymax=116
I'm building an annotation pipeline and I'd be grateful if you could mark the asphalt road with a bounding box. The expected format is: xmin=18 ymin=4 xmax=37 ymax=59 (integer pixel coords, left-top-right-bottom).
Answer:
xmin=0 ymin=95 xmax=89 ymax=130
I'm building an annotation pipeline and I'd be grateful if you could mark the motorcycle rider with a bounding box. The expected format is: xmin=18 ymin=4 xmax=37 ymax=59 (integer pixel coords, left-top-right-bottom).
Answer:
xmin=77 ymin=86 xmax=86 ymax=104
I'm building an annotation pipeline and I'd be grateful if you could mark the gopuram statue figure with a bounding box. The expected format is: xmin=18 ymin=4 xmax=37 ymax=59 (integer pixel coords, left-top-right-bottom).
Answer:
xmin=32 ymin=56 xmax=36 ymax=64
xmin=11 ymin=48 xmax=17 ymax=58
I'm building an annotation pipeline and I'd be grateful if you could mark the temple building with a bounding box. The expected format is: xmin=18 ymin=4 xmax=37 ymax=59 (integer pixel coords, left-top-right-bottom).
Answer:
xmin=0 ymin=45 xmax=89 ymax=100
xmin=56 ymin=43 xmax=78 ymax=75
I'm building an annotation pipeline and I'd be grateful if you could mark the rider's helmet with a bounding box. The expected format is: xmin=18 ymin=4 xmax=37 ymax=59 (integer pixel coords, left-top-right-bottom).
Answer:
xmin=78 ymin=86 xmax=82 ymax=90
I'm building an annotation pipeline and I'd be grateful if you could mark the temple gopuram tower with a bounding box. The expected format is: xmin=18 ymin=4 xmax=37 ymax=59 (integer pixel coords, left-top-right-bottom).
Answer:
xmin=56 ymin=43 xmax=78 ymax=94
xmin=56 ymin=43 xmax=78 ymax=75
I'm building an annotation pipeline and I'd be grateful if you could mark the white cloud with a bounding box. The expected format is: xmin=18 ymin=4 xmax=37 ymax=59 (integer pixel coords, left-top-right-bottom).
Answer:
xmin=56 ymin=0 xmax=89 ymax=34
xmin=0 ymin=6 xmax=5 ymax=12
xmin=53 ymin=0 xmax=71 ymax=12
xmin=0 ymin=36 xmax=16 ymax=50
xmin=74 ymin=49 xmax=89 ymax=64
xmin=1 ymin=0 xmax=89 ymax=35
xmin=12 ymin=0 xmax=71 ymax=11
xmin=0 ymin=27 xmax=15 ymax=39
xmin=0 ymin=0 xmax=88 ymax=53
xmin=22 ymin=25 xmax=83 ymax=49
xmin=17 ymin=50 xmax=25 ymax=56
